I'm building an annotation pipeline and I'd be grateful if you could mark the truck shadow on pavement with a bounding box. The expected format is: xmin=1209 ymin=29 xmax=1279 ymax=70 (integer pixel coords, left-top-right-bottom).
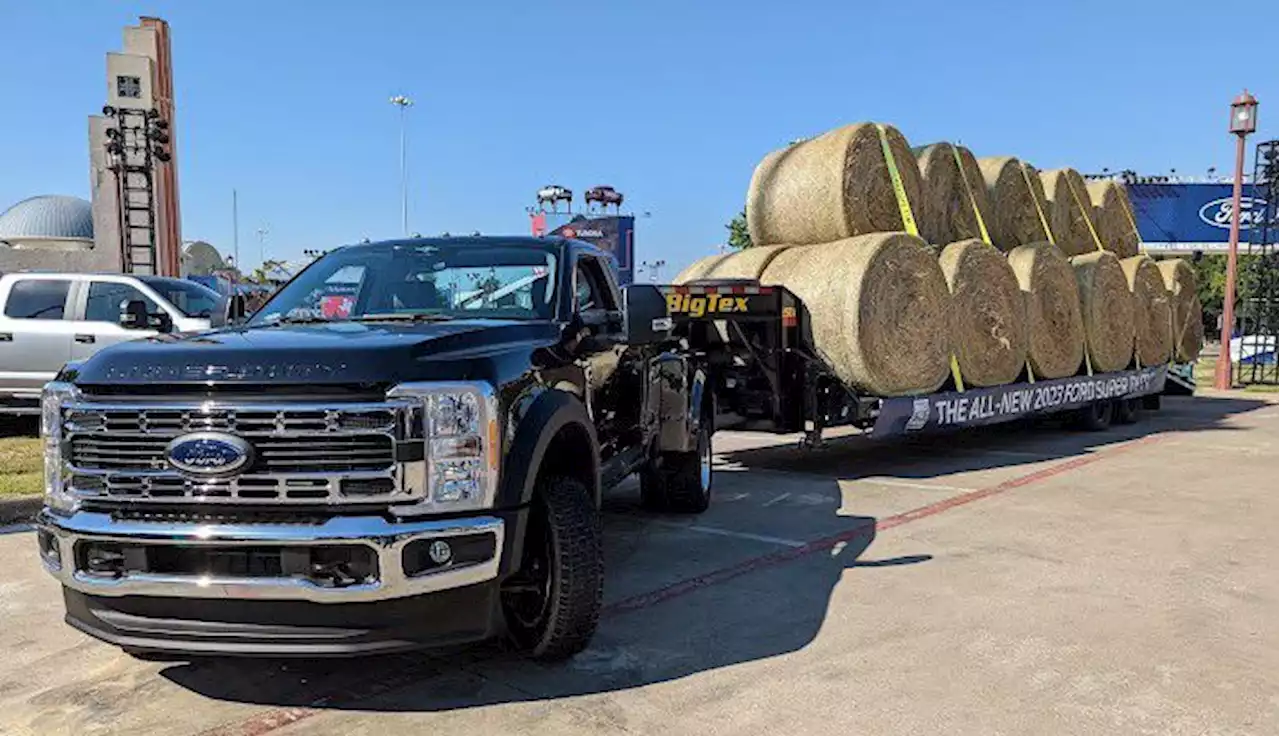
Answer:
xmin=157 ymin=492 xmax=932 ymax=714
xmin=155 ymin=395 xmax=1268 ymax=717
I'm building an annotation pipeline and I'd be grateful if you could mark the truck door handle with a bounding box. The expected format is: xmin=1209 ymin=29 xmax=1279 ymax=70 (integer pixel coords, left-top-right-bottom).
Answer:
xmin=0 ymin=332 xmax=11 ymax=342
xmin=74 ymin=334 xmax=96 ymax=344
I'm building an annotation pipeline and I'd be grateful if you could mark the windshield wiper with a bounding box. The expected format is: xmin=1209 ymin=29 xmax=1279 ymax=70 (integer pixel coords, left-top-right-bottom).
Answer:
xmin=353 ymin=313 xmax=455 ymax=323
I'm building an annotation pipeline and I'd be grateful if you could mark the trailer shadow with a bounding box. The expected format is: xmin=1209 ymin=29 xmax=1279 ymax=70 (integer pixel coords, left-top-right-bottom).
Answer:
xmin=156 ymin=480 xmax=932 ymax=715
xmin=715 ymin=394 xmax=1271 ymax=483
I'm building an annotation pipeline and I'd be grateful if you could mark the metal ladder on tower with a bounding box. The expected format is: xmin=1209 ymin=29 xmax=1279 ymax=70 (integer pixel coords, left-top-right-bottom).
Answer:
xmin=106 ymin=107 xmax=159 ymax=275
xmin=1235 ymin=139 xmax=1278 ymax=386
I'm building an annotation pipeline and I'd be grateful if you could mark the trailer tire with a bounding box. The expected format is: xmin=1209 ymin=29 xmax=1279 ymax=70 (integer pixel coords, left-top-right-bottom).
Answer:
xmin=501 ymin=475 xmax=603 ymax=661
xmin=1142 ymin=393 xmax=1162 ymax=411
xmin=1072 ymin=400 xmax=1114 ymax=431
xmin=1113 ymin=397 xmax=1139 ymax=424
xmin=640 ymin=422 xmax=713 ymax=514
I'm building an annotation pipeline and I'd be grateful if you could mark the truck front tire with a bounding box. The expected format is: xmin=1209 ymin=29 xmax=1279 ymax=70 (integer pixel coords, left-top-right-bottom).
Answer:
xmin=501 ymin=475 xmax=603 ymax=661
xmin=640 ymin=422 xmax=712 ymax=514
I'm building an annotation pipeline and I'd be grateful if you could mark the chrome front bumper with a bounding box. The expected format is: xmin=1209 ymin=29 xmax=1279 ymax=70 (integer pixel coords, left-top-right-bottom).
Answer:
xmin=36 ymin=509 xmax=504 ymax=604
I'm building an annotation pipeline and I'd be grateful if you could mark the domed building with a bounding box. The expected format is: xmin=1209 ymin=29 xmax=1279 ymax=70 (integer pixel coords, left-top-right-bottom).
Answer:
xmin=0 ymin=194 xmax=118 ymax=273
xmin=0 ymin=195 xmax=94 ymax=249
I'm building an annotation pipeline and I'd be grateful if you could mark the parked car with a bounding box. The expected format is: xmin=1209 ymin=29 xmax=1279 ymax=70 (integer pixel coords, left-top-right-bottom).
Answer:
xmin=0 ymin=272 xmax=218 ymax=413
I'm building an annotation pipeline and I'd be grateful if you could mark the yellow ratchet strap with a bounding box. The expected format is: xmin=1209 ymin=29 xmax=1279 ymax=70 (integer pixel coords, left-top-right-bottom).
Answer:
xmin=1066 ymin=175 xmax=1105 ymax=252
xmin=878 ymin=125 xmax=964 ymax=392
xmin=951 ymin=145 xmax=992 ymax=244
xmin=1019 ymin=163 xmax=1055 ymax=245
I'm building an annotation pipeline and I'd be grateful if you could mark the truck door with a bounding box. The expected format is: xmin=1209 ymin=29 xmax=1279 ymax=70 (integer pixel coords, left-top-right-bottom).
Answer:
xmin=67 ymin=278 xmax=161 ymax=360
xmin=0 ymin=277 xmax=76 ymax=395
xmin=571 ymin=256 xmax=628 ymax=430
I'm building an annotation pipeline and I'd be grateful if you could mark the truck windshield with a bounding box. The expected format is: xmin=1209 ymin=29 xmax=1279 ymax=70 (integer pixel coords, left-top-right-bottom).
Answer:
xmin=251 ymin=242 xmax=558 ymax=325
xmin=138 ymin=276 xmax=221 ymax=318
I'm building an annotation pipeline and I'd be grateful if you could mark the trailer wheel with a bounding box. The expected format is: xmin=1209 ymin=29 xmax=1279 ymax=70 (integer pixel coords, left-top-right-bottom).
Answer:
xmin=1071 ymin=400 xmax=1114 ymax=431
xmin=640 ymin=421 xmax=712 ymax=514
xmin=1113 ymin=398 xmax=1139 ymax=424
xmin=1142 ymin=393 xmax=1162 ymax=411
xmin=501 ymin=475 xmax=603 ymax=661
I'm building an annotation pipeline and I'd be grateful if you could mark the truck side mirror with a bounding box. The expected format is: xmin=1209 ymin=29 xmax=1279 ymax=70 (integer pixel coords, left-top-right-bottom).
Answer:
xmin=622 ymin=285 xmax=674 ymax=345
xmin=119 ymin=299 xmax=173 ymax=333
xmin=119 ymin=299 xmax=150 ymax=330
xmin=210 ymin=293 xmax=247 ymax=328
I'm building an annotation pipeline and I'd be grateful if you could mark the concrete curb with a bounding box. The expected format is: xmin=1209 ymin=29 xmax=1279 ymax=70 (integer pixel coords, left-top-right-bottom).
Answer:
xmin=0 ymin=496 xmax=42 ymax=525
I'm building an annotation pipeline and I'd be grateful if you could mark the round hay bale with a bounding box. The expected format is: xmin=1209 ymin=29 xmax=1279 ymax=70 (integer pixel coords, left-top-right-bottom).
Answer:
xmin=1039 ymin=168 xmax=1097 ymax=257
xmin=977 ymin=157 xmax=1053 ymax=252
xmin=1085 ymin=180 xmax=1141 ymax=258
xmin=1120 ymin=255 xmax=1173 ymax=366
xmin=746 ymin=123 xmax=922 ymax=247
xmin=1157 ymin=258 xmax=1205 ymax=361
xmin=674 ymin=253 xmax=731 ymax=283
xmin=915 ymin=144 xmax=996 ymax=246
xmin=1007 ymin=242 xmax=1085 ymax=379
xmin=760 ymin=233 xmax=949 ymax=396
xmin=938 ymin=239 xmax=1028 ymax=386
xmin=1071 ymin=251 xmax=1136 ymax=373
xmin=702 ymin=244 xmax=794 ymax=280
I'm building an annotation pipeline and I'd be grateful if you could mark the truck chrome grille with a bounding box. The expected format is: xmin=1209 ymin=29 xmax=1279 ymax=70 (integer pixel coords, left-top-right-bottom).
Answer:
xmin=61 ymin=400 xmax=423 ymax=507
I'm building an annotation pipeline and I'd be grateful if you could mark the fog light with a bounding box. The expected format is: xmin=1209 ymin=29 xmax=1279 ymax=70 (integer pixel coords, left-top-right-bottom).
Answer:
xmin=428 ymin=540 xmax=453 ymax=565
xmin=37 ymin=530 xmax=61 ymax=570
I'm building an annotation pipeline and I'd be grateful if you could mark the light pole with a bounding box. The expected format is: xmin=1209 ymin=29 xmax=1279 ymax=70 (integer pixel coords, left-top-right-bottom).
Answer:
xmin=390 ymin=95 xmax=413 ymax=236
xmin=1214 ymin=90 xmax=1259 ymax=390
xmin=256 ymin=226 xmax=269 ymax=272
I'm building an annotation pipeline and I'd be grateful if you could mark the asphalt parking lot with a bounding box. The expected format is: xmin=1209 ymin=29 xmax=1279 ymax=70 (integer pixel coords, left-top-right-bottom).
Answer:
xmin=0 ymin=392 xmax=1275 ymax=736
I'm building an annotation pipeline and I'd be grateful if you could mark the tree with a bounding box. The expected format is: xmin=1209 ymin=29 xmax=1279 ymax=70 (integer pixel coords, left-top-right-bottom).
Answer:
xmin=726 ymin=208 xmax=752 ymax=249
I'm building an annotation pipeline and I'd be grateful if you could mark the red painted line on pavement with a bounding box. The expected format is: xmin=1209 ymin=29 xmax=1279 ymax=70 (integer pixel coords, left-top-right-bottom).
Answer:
xmin=196 ymin=435 xmax=1162 ymax=736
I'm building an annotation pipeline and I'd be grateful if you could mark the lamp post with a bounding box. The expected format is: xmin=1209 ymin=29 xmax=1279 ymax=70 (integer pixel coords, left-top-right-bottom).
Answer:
xmin=1214 ymin=90 xmax=1259 ymax=390
xmin=390 ymin=95 xmax=413 ymax=236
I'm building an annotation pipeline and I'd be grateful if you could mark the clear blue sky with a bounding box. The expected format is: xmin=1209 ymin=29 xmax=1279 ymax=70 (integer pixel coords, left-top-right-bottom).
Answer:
xmin=2 ymin=0 xmax=1276 ymax=275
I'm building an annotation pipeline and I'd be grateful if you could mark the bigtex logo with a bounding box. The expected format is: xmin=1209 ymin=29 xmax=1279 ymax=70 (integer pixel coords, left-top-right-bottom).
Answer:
xmin=666 ymin=293 xmax=749 ymax=317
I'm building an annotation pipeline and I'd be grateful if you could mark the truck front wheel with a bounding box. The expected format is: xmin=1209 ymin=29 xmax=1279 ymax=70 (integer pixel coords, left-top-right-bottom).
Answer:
xmin=501 ymin=475 xmax=603 ymax=661
xmin=639 ymin=421 xmax=712 ymax=514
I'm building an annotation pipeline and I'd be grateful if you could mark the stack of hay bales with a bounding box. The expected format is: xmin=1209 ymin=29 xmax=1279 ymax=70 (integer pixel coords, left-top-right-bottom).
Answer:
xmin=676 ymin=119 xmax=1204 ymax=398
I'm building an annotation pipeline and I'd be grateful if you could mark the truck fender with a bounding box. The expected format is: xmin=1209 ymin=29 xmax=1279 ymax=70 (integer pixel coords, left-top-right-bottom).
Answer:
xmin=500 ymin=389 xmax=601 ymax=510
xmin=654 ymin=353 xmax=709 ymax=454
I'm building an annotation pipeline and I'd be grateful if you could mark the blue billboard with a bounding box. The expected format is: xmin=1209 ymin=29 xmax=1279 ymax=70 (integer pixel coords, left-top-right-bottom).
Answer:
xmin=1130 ymin=182 xmax=1276 ymax=253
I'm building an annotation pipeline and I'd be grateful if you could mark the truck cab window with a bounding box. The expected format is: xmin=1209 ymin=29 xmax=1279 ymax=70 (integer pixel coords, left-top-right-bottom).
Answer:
xmin=575 ymin=259 xmax=614 ymax=313
xmin=86 ymin=282 xmax=158 ymax=323
xmin=4 ymin=279 xmax=71 ymax=320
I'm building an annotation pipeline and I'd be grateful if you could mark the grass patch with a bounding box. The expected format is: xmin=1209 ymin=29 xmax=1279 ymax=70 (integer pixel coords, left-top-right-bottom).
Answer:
xmin=0 ymin=436 xmax=43 ymax=497
xmin=1194 ymin=356 xmax=1279 ymax=393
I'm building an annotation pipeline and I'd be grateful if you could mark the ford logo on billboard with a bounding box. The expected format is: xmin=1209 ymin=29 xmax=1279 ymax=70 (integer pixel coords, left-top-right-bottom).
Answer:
xmin=1198 ymin=196 xmax=1271 ymax=230
xmin=165 ymin=432 xmax=253 ymax=475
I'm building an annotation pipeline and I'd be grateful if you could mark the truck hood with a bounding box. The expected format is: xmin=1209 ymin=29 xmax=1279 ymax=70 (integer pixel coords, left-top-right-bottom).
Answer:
xmin=72 ymin=319 xmax=560 ymax=385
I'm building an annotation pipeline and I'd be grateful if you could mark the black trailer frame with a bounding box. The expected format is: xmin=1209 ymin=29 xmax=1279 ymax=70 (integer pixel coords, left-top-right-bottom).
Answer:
xmin=660 ymin=279 xmax=1170 ymax=443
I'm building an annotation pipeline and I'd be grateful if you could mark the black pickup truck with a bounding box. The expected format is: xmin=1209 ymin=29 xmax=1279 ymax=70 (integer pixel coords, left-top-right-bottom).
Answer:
xmin=35 ymin=236 xmax=711 ymax=660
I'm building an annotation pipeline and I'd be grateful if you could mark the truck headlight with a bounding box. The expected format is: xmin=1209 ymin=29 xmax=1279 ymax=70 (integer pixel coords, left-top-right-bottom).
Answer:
xmin=41 ymin=381 xmax=80 ymax=514
xmin=389 ymin=382 xmax=498 ymax=512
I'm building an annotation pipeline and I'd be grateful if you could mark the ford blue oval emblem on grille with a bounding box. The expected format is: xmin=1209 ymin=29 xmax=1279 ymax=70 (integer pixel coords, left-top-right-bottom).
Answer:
xmin=165 ymin=432 xmax=253 ymax=476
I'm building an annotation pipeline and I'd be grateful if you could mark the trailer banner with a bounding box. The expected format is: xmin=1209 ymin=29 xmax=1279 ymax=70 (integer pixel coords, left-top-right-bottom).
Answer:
xmin=873 ymin=365 xmax=1168 ymax=435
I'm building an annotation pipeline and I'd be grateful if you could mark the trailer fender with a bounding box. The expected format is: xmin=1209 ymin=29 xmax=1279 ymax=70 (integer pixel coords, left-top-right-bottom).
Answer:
xmin=654 ymin=352 xmax=709 ymax=453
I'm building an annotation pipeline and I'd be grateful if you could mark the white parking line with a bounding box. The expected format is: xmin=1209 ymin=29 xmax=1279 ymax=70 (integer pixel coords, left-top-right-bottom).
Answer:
xmin=649 ymin=519 xmax=807 ymax=548
xmin=856 ymin=478 xmax=975 ymax=493
xmin=762 ymin=493 xmax=791 ymax=507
